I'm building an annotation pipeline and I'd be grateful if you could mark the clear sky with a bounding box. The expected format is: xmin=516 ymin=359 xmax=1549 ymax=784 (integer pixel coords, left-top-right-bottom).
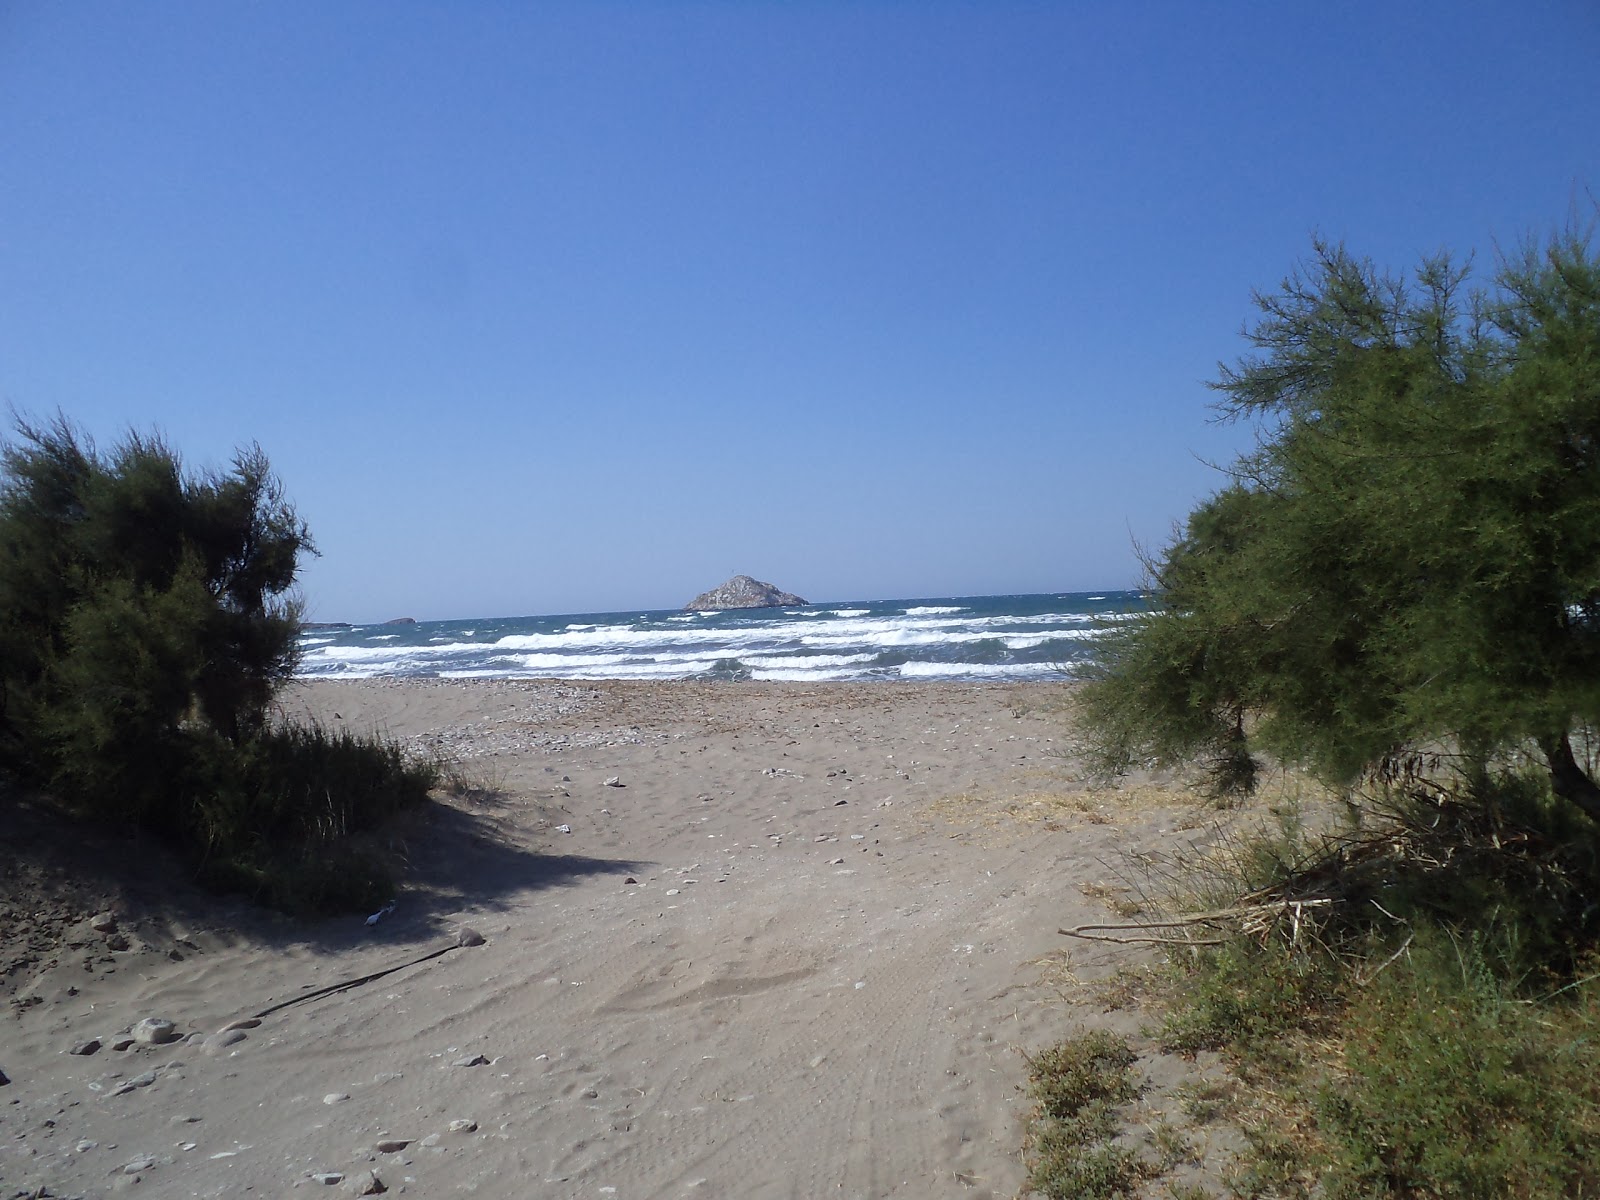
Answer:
xmin=2 ymin=2 xmax=1596 ymax=620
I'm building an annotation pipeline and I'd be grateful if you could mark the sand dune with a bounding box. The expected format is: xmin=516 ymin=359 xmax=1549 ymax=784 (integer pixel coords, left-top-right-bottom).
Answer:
xmin=3 ymin=680 xmax=1217 ymax=1199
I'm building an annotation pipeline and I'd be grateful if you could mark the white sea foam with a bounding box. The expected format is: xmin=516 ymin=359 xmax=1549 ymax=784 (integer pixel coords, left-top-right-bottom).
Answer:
xmin=742 ymin=653 xmax=876 ymax=670
xmin=825 ymin=609 xmax=871 ymax=617
xmin=904 ymin=606 xmax=965 ymax=615
xmin=898 ymin=661 xmax=1074 ymax=678
xmin=368 ymin=634 xmax=399 ymax=641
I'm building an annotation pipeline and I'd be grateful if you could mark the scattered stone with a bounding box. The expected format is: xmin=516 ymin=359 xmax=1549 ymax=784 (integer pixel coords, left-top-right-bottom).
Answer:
xmin=347 ymin=1169 xmax=387 ymax=1195
xmin=0 ymin=1066 xmax=11 ymax=1085
xmin=218 ymin=1017 xmax=261 ymax=1033
xmin=311 ymin=1171 xmax=345 ymax=1185
xmin=323 ymin=1092 xmax=351 ymax=1105
xmin=110 ymin=1037 xmax=135 ymax=1052
xmin=76 ymin=1138 xmax=98 ymax=1152
xmin=90 ymin=912 xmax=119 ymax=933
xmin=170 ymin=1114 xmax=202 ymax=1125
xmin=182 ymin=1032 xmax=206 ymax=1046
xmin=109 ymin=1069 xmax=159 ymax=1097
xmin=451 ymin=1054 xmax=489 ymax=1068
xmin=829 ymin=858 xmax=844 ymax=865
xmin=420 ymin=1133 xmax=441 ymax=1148
xmin=69 ymin=1038 xmax=102 ymax=1056
xmin=374 ymin=1138 xmax=410 ymax=1153
xmin=555 ymin=824 xmax=572 ymax=834
xmin=122 ymin=1152 xmax=158 ymax=1174
xmin=665 ymin=889 xmax=680 ymax=896
xmin=178 ymin=1141 xmax=197 ymax=1152
xmin=203 ymin=1029 xmax=247 ymax=1055
xmin=623 ymin=877 xmax=638 ymax=886
xmin=454 ymin=926 xmax=485 ymax=948
xmin=105 ymin=933 xmax=131 ymax=952
xmin=580 ymin=1086 xmax=599 ymax=1099
xmin=446 ymin=1119 xmax=477 ymax=1133
xmin=603 ymin=776 xmax=623 ymax=787
xmin=131 ymin=1018 xmax=178 ymax=1045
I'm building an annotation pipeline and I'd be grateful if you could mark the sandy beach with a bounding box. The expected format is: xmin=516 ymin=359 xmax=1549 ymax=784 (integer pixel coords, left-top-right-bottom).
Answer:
xmin=2 ymin=680 xmax=1228 ymax=1199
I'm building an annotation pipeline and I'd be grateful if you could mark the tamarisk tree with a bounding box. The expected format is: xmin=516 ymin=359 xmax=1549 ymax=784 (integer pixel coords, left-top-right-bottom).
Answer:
xmin=1082 ymin=231 xmax=1600 ymax=820
xmin=0 ymin=418 xmax=313 ymax=820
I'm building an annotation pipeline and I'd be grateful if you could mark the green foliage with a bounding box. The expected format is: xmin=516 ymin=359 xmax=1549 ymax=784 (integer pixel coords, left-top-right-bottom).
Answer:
xmin=0 ymin=417 xmax=434 ymax=912
xmin=1024 ymin=1030 xmax=1147 ymax=1200
xmin=1318 ymin=932 xmax=1600 ymax=1199
xmin=1081 ymin=231 xmax=1600 ymax=821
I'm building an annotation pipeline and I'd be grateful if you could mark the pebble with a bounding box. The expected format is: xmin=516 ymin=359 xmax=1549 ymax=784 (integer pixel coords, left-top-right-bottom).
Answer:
xmin=122 ymin=1153 xmax=158 ymax=1174
xmin=665 ymin=889 xmax=680 ymax=896
xmin=555 ymin=824 xmax=572 ymax=834
xmin=106 ymin=933 xmax=131 ymax=951
xmin=69 ymin=1037 xmax=102 ymax=1056
xmin=324 ymin=1092 xmax=351 ymax=1105
xmin=603 ymin=776 xmax=624 ymax=787
xmin=110 ymin=1037 xmax=135 ymax=1052
xmin=311 ymin=1170 xmax=345 ymax=1185
xmin=90 ymin=912 xmax=119 ymax=933
xmin=204 ymin=1029 xmax=248 ymax=1055
xmin=446 ymin=1119 xmax=477 ymax=1133
xmin=374 ymin=1138 xmax=410 ymax=1153
xmin=75 ymin=1139 xmax=97 ymax=1153
xmin=131 ymin=1017 xmax=178 ymax=1045
xmin=454 ymin=926 xmax=485 ymax=947
xmin=347 ymin=1169 xmax=387 ymax=1195
xmin=452 ymin=1054 xmax=489 ymax=1068
xmin=218 ymin=1017 xmax=262 ymax=1032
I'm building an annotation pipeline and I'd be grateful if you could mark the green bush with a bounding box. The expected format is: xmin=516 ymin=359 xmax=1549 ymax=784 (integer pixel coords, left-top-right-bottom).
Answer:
xmin=1318 ymin=932 xmax=1600 ymax=1199
xmin=0 ymin=418 xmax=436 ymax=912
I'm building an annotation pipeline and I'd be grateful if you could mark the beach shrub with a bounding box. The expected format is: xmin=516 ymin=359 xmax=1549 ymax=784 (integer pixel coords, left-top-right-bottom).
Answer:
xmin=0 ymin=417 xmax=433 ymax=911
xmin=1023 ymin=1030 xmax=1149 ymax=1200
xmin=1080 ymin=229 xmax=1600 ymax=830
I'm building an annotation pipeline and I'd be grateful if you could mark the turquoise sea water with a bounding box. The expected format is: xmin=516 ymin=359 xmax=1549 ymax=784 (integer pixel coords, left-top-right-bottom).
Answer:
xmin=295 ymin=590 xmax=1144 ymax=683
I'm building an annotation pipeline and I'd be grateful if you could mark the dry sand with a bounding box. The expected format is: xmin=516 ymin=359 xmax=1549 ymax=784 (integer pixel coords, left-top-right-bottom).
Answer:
xmin=2 ymin=680 xmax=1234 ymax=1199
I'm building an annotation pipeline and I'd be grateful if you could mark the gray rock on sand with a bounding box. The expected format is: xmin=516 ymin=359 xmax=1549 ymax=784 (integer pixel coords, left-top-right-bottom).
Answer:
xmin=347 ymin=1170 xmax=387 ymax=1195
xmin=311 ymin=1171 xmax=345 ymax=1185
xmin=203 ymin=1029 xmax=248 ymax=1055
xmin=68 ymin=1037 xmax=102 ymax=1056
xmin=446 ymin=1119 xmax=477 ymax=1133
xmin=683 ymin=575 xmax=807 ymax=610
xmin=374 ymin=1138 xmax=410 ymax=1153
xmin=454 ymin=926 xmax=485 ymax=947
xmin=131 ymin=1017 xmax=178 ymax=1045
xmin=452 ymin=1053 xmax=490 ymax=1068
xmin=90 ymin=912 xmax=118 ymax=933
xmin=324 ymin=1092 xmax=351 ymax=1105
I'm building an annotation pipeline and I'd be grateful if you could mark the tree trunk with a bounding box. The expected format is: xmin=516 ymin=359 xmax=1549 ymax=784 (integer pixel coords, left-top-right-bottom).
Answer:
xmin=1540 ymin=731 xmax=1600 ymax=822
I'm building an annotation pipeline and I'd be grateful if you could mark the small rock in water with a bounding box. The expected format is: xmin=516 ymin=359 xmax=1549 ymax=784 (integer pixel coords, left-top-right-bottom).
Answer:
xmin=69 ymin=1037 xmax=102 ymax=1056
xmin=454 ymin=926 xmax=485 ymax=948
xmin=323 ymin=1092 xmax=352 ymax=1105
xmin=90 ymin=912 xmax=119 ymax=933
xmin=446 ymin=1119 xmax=477 ymax=1133
xmin=131 ymin=1017 xmax=178 ymax=1045
xmin=452 ymin=1054 xmax=489 ymax=1068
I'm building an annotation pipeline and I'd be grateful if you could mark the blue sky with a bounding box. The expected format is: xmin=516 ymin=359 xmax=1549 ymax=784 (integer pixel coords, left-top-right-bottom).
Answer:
xmin=2 ymin=2 xmax=1595 ymax=620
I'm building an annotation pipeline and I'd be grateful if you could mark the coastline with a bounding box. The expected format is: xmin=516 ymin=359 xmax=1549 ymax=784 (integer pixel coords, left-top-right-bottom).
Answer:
xmin=5 ymin=676 xmax=1218 ymax=1199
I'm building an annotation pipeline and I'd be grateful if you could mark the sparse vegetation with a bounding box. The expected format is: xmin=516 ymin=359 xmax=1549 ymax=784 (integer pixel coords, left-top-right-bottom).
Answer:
xmin=0 ymin=417 xmax=436 ymax=912
xmin=1039 ymin=226 xmax=1600 ymax=1196
xmin=1023 ymin=1030 xmax=1149 ymax=1200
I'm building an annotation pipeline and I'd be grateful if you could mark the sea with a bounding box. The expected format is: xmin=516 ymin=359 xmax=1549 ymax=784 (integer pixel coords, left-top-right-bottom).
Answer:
xmin=295 ymin=591 xmax=1143 ymax=685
